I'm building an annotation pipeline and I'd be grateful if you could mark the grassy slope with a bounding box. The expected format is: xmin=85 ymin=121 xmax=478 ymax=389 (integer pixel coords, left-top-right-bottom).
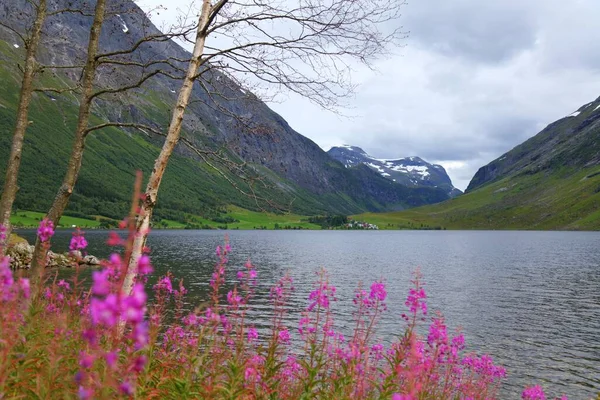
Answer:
xmin=9 ymin=208 xmax=321 ymax=230
xmin=10 ymin=210 xmax=101 ymax=228
xmin=0 ymin=40 xmax=364 ymax=225
xmin=355 ymin=167 xmax=600 ymax=230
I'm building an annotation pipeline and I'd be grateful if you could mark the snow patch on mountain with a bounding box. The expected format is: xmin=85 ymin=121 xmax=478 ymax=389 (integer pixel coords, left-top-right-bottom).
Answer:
xmin=327 ymin=145 xmax=462 ymax=197
xmin=116 ymin=14 xmax=129 ymax=33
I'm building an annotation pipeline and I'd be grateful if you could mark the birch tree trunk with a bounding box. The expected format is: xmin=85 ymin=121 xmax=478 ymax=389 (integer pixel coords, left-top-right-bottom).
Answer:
xmin=0 ymin=0 xmax=47 ymax=250
xmin=29 ymin=0 xmax=106 ymax=282
xmin=122 ymin=0 xmax=212 ymax=295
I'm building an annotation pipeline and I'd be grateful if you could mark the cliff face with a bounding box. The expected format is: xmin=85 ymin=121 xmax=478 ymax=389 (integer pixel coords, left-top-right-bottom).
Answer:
xmin=0 ymin=0 xmax=450 ymax=215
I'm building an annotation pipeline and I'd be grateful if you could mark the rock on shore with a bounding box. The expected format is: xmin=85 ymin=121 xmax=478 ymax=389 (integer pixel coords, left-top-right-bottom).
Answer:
xmin=6 ymin=242 xmax=101 ymax=270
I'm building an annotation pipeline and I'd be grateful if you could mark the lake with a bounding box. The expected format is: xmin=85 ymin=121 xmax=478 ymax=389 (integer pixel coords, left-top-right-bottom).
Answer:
xmin=17 ymin=229 xmax=600 ymax=398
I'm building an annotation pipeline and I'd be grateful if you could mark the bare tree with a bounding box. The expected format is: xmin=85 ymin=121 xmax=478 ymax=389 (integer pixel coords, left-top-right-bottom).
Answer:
xmin=0 ymin=0 xmax=47 ymax=251
xmin=28 ymin=0 xmax=191 ymax=282
xmin=123 ymin=0 xmax=407 ymax=294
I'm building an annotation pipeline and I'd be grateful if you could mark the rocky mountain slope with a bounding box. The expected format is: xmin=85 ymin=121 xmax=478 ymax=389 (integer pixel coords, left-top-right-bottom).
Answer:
xmin=0 ymin=0 xmax=450 ymax=221
xmin=356 ymin=96 xmax=600 ymax=230
xmin=467 ymin=98 xmax=600 ymax=192
xmin=328 ymin=145 xmax=462 ymax=197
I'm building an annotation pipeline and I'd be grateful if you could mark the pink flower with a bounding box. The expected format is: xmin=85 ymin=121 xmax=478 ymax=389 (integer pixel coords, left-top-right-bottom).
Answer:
xmin=57 ymin=279 xmax=70 ymax=291
xmin=105 ymin=351 xmax=118 ymax=368
xmin=91 ymin=269 xmax=111 ymax=296
xmin=79 ymin=352 xmax=94 ymax=369
xmin=227 ymin=290 xmax=242 ymax=306
xmin=107 ymin=232 xmax=123 ymax=246
xmin=133 ymin=355 xmax=147 ymax=373
xmin=37 ymin=219 xmax=55 ymax=242
xmin=247 ymin=328 xmax=259 ymax=342
xmin=137 ymin=255 xmax=153 ymax=275
xmin=133 ymin=322 xmax=149 ymax=349
xmin=78 ymin=386 xmax=93 ymax=400
xmin=278 ymin=329 xmax=291 ymax=344
xmin=19 ymin=278 xmax=30 ymax=299
xmin=119 ymin=381 xmax=133 ymax=396
xmin=244 ymin=367 xmax=260 ymax=383
xmin=392 ymin=394 xmax=414 ymax=400
xmin=154 ymin=276 xmax=173 ymax=294
xmin=90 ymin=294 xmax=119 ymax=326
xmin=307 ymin=281 xmax=335 ymax=311
xmin=69 ymin=229 xmax=88 ymax=251
xmin=522 ymin=385 xmax=546 ymax=400
xmin=405 ymin=286 xmax=427 ymax=316
xmin=369 ymin=281 xmax=387 ymax=301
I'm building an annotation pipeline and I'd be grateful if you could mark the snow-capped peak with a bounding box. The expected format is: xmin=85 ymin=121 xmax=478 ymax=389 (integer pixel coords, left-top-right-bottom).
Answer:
xmin=327 ymin=144 xmax=461 ymax=196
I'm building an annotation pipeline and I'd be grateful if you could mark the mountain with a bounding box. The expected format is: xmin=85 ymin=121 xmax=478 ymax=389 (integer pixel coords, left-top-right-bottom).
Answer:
xmin=467 ymin=99 xmax=600 ymax=192
xmin=328 ymin=145 xmax=462 ymax=197
xmin=354 ymin=96 xmax=600 ymax=230
xmin=0 ymin=0 xmax=450 ymax=223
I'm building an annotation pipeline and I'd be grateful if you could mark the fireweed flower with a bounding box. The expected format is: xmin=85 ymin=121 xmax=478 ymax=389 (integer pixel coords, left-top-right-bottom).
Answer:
xmin=226 ymin=289 xmax=242 ymax=306
xmin=137 ymin=254 xmax=153 ymax=275
xmin=522 ymin=385 xmax=546 ymax=400
xmin=69 ymin=229 xmax=88 ymax=252
xmin=106 ymin=231 xmax=123 ymax=246
xmin=154 ymin=276 xmax=173 ymax=294
xmin=90 ymin=294 xmax=120 ymax=326
xmin=369 ymin=281 xmax=387 ymax=302
xmin=91 ymin=269 xmax=111 ymax=296
xmin=78 ymin=386 xmax=93 ymax=400
xmin=404 ymin=286 xmax=427 ymax=318
xmin=37 ymin=218 xmax=55 ymax=242
xmin=278 ymin=329 xmax=291 ymax=344
xmin=247 ymin=328 xmax=259 ymax=342
xmin=119 ymin=381 xmax=133 ymax=396
xmin=19 ymin=278 xmax=30 ymax=299
xmin=105 ymin=351 xmax=118 ymax=368
xmin=79 ymin=352 xmax=94 ymax=369
xmin=122 ymin=284 xmax=147 ymax=323
xmin=307 ymin=277 xmax=336 ymax=311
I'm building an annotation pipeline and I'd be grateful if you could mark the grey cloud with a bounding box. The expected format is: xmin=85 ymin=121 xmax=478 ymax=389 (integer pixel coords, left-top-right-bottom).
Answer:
xmin=405 ymin=0 xmax=537 ymax=64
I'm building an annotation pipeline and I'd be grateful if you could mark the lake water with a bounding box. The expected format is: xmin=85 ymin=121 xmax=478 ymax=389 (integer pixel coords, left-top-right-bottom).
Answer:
xmin=17 ymin=229 xmax=600 ymax=398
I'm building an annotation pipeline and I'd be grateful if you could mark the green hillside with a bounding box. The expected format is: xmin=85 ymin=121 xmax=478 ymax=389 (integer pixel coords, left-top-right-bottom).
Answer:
xmin=0 ymin=41 xmax=368 ymax=225
xmin=356 ymin=166 xmax=600 ymax=230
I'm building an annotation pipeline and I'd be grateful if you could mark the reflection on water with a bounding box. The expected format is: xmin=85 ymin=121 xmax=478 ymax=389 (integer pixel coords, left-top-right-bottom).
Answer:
xmin=17 ymin=229 xmax=600 ymax=398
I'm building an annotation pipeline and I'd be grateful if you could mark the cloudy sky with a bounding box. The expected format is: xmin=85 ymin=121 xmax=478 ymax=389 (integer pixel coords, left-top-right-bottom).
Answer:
xmin=137 ymin=0 xmax=600 ymax=190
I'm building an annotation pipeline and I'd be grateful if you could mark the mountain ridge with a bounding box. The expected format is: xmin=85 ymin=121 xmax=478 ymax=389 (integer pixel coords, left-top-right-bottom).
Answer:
xmin=327 ymin=145 xmax=462 ymax=197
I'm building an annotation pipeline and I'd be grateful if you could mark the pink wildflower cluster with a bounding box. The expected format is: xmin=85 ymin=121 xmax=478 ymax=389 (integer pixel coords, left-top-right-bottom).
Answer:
xmin=37 ymin=218 xmax=55 ymax=242
xmin=522 ymin=385 xmax=569 ymax=400
xmin=0 ymin=255 xmax=30 ymax=302
xmin=69 ymin=228 xmax=88 ymax=252
xmin=307 ymin=276 xmax=336 ymax=311
xmin=403 ymin=270 xmax=428 ymax=322
xmin=75 ymin=229 xmax=153 ymax=397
